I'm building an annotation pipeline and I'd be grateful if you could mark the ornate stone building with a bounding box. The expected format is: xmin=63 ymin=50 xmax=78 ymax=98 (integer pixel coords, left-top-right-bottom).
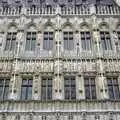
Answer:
xmin=0 ymin=0 xmax=120 ymax=119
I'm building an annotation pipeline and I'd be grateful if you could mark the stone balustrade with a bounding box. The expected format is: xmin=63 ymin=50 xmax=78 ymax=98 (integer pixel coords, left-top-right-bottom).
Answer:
xmin=0 ymin=5 xmax=119 ymax=16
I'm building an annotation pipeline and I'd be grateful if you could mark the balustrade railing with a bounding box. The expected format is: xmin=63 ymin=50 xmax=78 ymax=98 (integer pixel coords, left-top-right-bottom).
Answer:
xmin=0 ymin=5 xmax=119 ymax=16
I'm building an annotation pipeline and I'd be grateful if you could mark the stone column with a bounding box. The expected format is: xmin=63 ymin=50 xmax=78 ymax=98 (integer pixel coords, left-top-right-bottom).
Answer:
xmin=96 ymin=59 xmax=108 ymax=99
xmin=75 ymin=31 xmax=80 ymax=55
xmin=37 ymin=31 xmax=43 ymax=51
xmin=53 ymin=59 xmax=63 ymax=100
xmin=0 ymin=32 xmax=4 ymax=52
xmin=9 ymin=72 xmax=21 ymax=100
xmin=32 ymin=74 xmax=40 ymax=100
xmin=53 ymin=74 xmax=64 ymax=100
xmin=16 ymin=30 xmax=24 ymax=55
xmin=76 ymin=74 xmax=85 ymax=100
xmin=96 ymin=73 xmax=108 ymax=99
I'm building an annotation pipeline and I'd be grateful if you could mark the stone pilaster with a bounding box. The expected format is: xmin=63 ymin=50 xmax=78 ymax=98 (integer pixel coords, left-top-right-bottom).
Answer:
xmin=76 ymin=74 xmax=85 ymax=100
xmin=96 ymin=73 xmax=108 ymax=99
xmin=9 ymin=73 xmax=21 ymax=100
xmin=32 ymin=74 xmax=40 ymax=100
xmin=75 ymin=31 xmax=81 ymax=55
xmin=53 ymin=74 xmax=64 ymax=100
xmin=96 ymin=57 xmax=108 ymax=99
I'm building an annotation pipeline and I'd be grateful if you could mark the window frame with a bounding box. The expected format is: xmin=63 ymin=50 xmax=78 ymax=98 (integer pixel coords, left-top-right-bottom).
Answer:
xmin=0 ymin=78 xmax=10 ymax=100
xmin=5 ymin=32 xmax=17 ymax=51
xmin=25 ymin=31 xmax=37 ymax=51
xmin=41 ymin=77 xmax=53 ymax=100
xmin=100 ymin=31 xmax=112 ymax=51
xmin=63 ymin=31 xmax=74 ymax=50
xmin=20 ymin=78 xmax=33 ymax=100
xmin=107 ymin=77 xmax=120 ymax=100
xmin=84 ymin=77 xmax=97 ymax=100
xmin=64 ymin=76 xmax=76 ymax=100
xmin=80 ymin=31 xmax=92 ymax=51
xmin=43 ymin=31 xmax=54 ymax=51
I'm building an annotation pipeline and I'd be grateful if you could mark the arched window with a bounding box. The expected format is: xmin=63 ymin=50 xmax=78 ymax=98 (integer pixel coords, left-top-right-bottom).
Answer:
xmin=80 ymin=23 xmax=92 ymax=51
xmin=5 ymin=25 xmax=17 ymax=51
xmin=25 ymin=24 xmax=37 ymax=51
xmin=63 ymin=25 xmax=74 ymax=50
xmin=99 ymin=23 xmax=112 ymax=50
xmin=43 ymin=25 xmax=54 ymax=50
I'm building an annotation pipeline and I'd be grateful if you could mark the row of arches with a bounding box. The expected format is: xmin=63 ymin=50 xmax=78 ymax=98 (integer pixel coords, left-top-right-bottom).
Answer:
xmin=6 ymin=21 xmax=120 ymax=32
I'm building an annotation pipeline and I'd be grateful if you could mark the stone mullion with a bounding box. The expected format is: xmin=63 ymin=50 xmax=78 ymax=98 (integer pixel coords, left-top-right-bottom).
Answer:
xmin=32 ymin=74 xmax=40 ymax=100
xmin=76 ymin=74 xmax=85 ymax=100
xmin=9 ymin=73 xmax=20 ymax=100
xmin=75 ymin=31 xmax=81 ymax=55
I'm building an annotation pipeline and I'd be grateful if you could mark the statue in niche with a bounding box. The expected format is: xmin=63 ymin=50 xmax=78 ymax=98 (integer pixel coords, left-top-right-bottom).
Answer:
xmin=15 ymin=114 xmax=20 ymax=120
xmin=0 ymin=32 xmax=4 ymax=44
xmin=19 ymin=16 xmax=26 ymax=28
xmin=17 ymin=31 xmax=24 ymax=42
xmin=37 ymin=31 xmax=42 ymax=43
xmin=2 ymin=113 xmax=6 ymax=120
xmin=112 ymin=31 xmax=118 ymax=45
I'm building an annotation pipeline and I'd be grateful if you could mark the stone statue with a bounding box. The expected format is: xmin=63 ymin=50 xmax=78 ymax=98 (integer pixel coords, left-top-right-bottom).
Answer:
xmin=0 ymin=32 xmax=4 ymax=45
xmin=16 ymin=31 xmax=23 ymax=42
xmin=112 ymin=31 xmax=118 ymax=44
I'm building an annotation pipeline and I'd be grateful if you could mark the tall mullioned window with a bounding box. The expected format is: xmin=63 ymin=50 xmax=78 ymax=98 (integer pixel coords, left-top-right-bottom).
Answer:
xmin=63 ymin=32 xmax=74 ymax=50
xmin=0 ymin=78 xmax=10 ymax=100
xmin=84 ymin=77 xmax=96 ymax=99
xmin=80 ymin=31 xmax=92 ymax=50
xmin=41 ymin=77 xmax=52 ymax=100
xmin=43 ymin=32 xmax=53 ymax=50
xmin=25 ymin=32 xmax=36 ymax=51
xmin=100 ymin=31 xmax=112 ymax=50
xmin=20 ymin=79 xmax=33 ymax=100
xmin=64 ymin=76 xmax=76 ymax=100
xmin=107 ymin=77 xmax=120 ymax=99
xmin=5 ymin=32 xmax=17 ymax=51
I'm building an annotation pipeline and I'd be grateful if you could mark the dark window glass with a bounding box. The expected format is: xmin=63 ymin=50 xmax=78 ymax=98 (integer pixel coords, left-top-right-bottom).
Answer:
xmin=43 ymin=32 xmax=53 ymax=50
xmin=41 ymin=77 xmax=52 ymax=100
xmin=0 ymin=78 xmax=10 ymax=100
xmin=64 ymin=76 xmax=76 ymax=100
xmin=25 ymin=32 xmax=36 ymax=51
xmin=63 ymin=32 xmax=74 ymax=50
xmin=107 ymin=77 xmax=120 ymax=99
xmin=100 ymin=31 xmax=112 ymax=50
xmin=84 ymin=77 xmax=96 ymax=99
xmin=20 ymin=79 xmax=33 ymax=100
xmin=80 ymin=31 xmax=92 ymax=50
xmin=5 ymin=32 xmax=17 ymax=51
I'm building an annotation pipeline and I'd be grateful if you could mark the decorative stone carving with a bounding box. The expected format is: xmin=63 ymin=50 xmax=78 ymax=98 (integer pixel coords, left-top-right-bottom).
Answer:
xmin=15 ymin=114 xmax=20 ymax=120
xmin=0 ymin=32 xmax=4 ymax=46
xmin=2 ymin=113 xmax=6 ymax=120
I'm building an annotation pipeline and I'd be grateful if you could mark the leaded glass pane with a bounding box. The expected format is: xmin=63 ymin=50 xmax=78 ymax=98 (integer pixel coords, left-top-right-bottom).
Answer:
xmin=84 ymin=77 xmax=96 ymax=99
xmin=107 ymin=77 xmax=120 ymax=99
xmin=41 ymin=77 xmax=52 ymax=100
xmin=64 ymin=76 xmax=76 ymax=100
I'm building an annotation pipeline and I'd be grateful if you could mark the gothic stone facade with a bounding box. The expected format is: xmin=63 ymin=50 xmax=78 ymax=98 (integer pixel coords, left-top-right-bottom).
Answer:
xmin=0 ymin=0 xmax=120 ymax=120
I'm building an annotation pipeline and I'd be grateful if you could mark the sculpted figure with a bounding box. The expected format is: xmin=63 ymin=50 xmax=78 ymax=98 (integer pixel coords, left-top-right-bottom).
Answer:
xmin=112 ymin=31 xmax=118 ymax=44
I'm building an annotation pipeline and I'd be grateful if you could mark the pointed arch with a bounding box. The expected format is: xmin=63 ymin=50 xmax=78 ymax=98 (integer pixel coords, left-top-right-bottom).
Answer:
xmin=80 ymin=22 xmax=90 ymax=30
xmin=26 ymin=22 xmax=37 ymax=31
xmin=42 ymin=20 xmax=55 ymax=30
xmin=99 ymin=22 xmax=110 ymax=30
xmin=8 ymin=22 xmax=18 ymax=30
xmin=116 ymin=22 xmax=120 ymax=29
xmin=61 ymin=21 xmax=74 ymax=31
xmin=8 ymin=22 xmax=18 ymax=32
